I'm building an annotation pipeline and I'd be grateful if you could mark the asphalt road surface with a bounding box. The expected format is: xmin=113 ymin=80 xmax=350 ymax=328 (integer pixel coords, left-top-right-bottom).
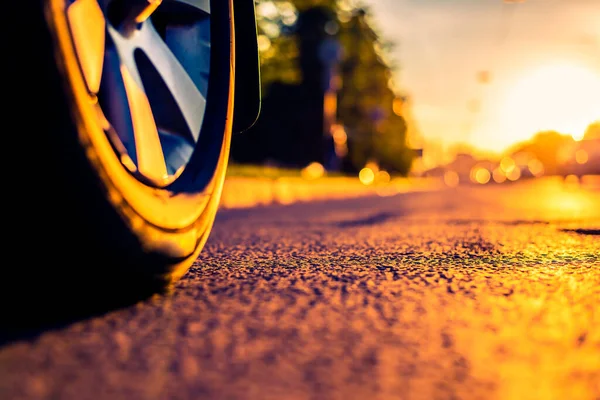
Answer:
xmin=1 ymin=177 xmax=599 ymax=400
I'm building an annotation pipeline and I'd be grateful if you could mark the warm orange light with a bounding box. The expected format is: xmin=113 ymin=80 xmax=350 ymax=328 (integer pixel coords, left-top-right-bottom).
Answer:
xmin=331 ymin=124 xmax=348 ymax=157
xmin=393 ymin=98 xmax=404 ymax=116
xmin=121 ymin=66 xmax=168 ymax=182
xmin=475 ymin=168 xmax=491 ymax=184
xmin=492 ymin=168 xmax=506 ymax=183
xmin=564 ymin=175 xmax=580 ymax=190
xmin=527 ymin=159 xmax=544 ymax=177
xmin=133 ymin=0 xmax=163 ymax=24
xmin=359 ymin=168 xmax=375 ymax=185
xmin=506 ymin=166 xmax=521 ymax=181
xmin=324 ymin=91 xmax=337 ymax=118
xmin=477 ymin=70 xmax=491 ymax=84
xmin=376 ymin=170 xmax=391 ymax=184
xmin=67 ymin=0 xmax=106 ymax=94
xmin=120 ymin=154 xmax=137 ymax=173
xmin=365 ymin=161 xmax=380 ymax=173
xmin=575 ymin=149 xmax=589 ymax=165
xmin=469 ymin=167 xmax=477 ymax=183
xmin=491 ymin=63 xmax=600 ymax=151
xmin=500 ymin=157 xmax=516 ymax=174
xmin=332 ymin=124 xmax=347 ymax=145
xmin=444 ymin=170 xmax=459 ymax=187
xmin=301 ymin=162 xmax=325 ymax=180
xmin=470 ymin=166 xmax=490 ymax=184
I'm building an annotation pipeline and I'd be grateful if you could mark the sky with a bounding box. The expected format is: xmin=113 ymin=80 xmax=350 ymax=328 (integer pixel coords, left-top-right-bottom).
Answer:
xmin=360 ymin=0 xmax=600 ymax=160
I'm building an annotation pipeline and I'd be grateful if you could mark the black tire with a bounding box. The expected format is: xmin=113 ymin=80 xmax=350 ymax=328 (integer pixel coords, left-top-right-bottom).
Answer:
xmin=3 ymin=0 xmax=234 ymax=328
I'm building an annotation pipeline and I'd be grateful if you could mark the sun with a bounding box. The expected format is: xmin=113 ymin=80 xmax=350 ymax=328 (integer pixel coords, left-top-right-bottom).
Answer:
xmin=487 ymin=63 xmax=600 ymax=152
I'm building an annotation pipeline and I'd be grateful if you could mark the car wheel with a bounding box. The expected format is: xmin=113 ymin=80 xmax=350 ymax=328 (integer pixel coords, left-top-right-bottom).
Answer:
xmin=3 ymin=0 xmax=235 ymax=324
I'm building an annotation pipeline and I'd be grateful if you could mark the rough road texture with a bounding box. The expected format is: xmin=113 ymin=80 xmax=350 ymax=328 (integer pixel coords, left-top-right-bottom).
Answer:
xmin=1 ymin=178 xmax=599 ymax=400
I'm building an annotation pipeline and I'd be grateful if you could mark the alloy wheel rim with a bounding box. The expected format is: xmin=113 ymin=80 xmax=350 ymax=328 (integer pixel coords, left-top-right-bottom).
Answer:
xmin=66 ymin=0 xmax=212 ymax=186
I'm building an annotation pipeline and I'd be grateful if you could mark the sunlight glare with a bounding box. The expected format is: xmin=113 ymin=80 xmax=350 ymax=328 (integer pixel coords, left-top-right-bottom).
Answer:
xmin=496 ymin=63 xmax=600 ymax=149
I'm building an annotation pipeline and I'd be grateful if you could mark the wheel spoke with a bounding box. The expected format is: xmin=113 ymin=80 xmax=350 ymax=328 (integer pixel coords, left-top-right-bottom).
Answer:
xmin=120 ymin=65 xmax=168 ymax=182
xmin=98 ymin=0 xmax=212 ymax=183
xmin=137 ymin=21 xmax=207 ymax=141
xmin=109 ymin=21 xmax=207 ymax=142
xmin=164 ymin=18 xmax=211 ymax=99
xmin=67 ymin=0 xmax=106 ymax=93
xmin=172 ymin=0 xmax=210 ymax=14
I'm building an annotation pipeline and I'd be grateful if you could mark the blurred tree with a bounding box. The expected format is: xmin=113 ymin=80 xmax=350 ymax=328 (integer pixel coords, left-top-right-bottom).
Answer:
xmin=233 ymin=0 xmax=414 ymax=174
xmin=337 ymin=8 xmax=412 ymax=173
xmin=254 ymin=0 xmax=338 ymax=93
xmin=508 ymin=131 xmax=574 ymax=175
xmin=254 ymin=1 xmax=302 ymax=94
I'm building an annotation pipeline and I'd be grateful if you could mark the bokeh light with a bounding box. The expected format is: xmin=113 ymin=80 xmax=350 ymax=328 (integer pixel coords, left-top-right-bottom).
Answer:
xmin=500 ymin=157 xmax=516 ymax=174
xmin=527 ymin=159 xmax=545 ymax=177
xmin=359 ymin=168 xmax=375 ymax=185
xmin=575 ymin=149 xmax=589 ymax=165
xmin=475 ymin=168 xmax=491 ymax=184
xmin=376 ymin=170 xmax=391 ymax=184
xmin=444 ymin=170 xmax=460 ymax=187
xmin=257 ymin=35 xmax=272 ymax=53
xmin=492 ymin=168 xmax=506 ymax=183
xmin=301 ymin=162 xmax=325 ymax=180
xmin=506 ymin=167 xmax=521 ymax=181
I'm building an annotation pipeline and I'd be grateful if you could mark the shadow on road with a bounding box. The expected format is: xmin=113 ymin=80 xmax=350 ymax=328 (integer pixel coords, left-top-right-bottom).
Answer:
xmin=335 ymin=211 xmax=402 ymax=228
xmin=560 ymin=228 xmax=600 ymax=236
xmin=0 ymin=279 xmax=165 ymax=346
